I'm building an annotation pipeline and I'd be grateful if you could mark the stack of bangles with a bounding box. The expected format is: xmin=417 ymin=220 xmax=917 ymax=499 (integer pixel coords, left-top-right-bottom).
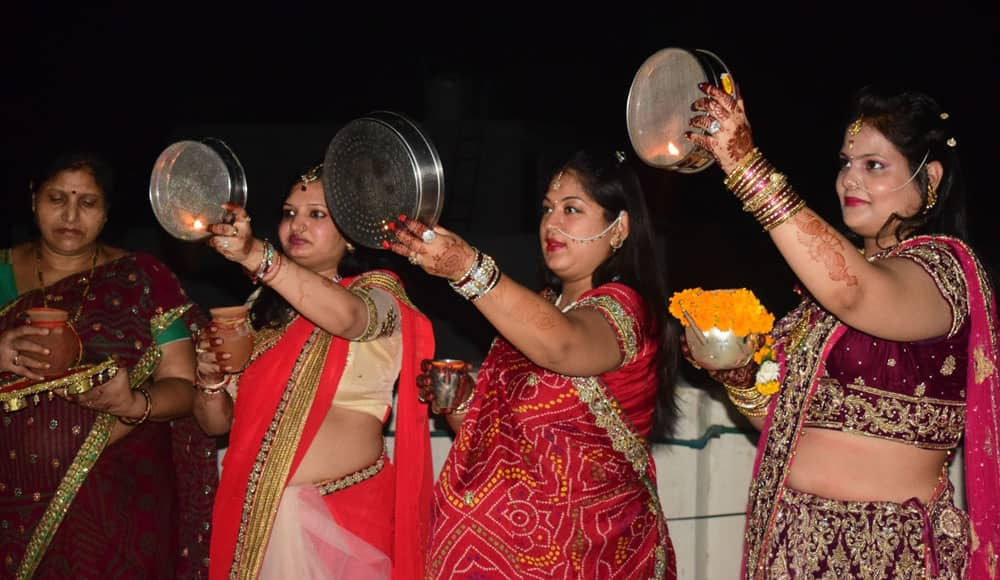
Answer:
xmin=248 ymin=240 xmax=282 ymax=285
xmin=724 ymin=148 xmax=806 ymax=231
xmin=449 ymin=248 xmax=501 ymax=302
xmin=724 ymin=383 xmax=771 ymax=418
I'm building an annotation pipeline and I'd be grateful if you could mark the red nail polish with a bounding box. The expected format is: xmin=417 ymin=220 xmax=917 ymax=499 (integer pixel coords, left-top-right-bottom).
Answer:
xmin=398 ymin=214 xmax=407 ymax=222
xmin=381 ymin=240 xmax=391 ymax=249
xmin=388 ymin=222 xmax=397 ymax=231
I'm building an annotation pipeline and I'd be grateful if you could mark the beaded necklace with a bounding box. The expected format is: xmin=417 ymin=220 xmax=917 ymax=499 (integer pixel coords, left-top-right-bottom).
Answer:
xmin=34 ymin=243 xmax=99 ymax=324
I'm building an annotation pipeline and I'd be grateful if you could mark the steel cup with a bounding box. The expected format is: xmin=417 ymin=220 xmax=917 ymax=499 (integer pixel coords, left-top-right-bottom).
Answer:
xmin=420 ymin=358 xmax=474 ymax=414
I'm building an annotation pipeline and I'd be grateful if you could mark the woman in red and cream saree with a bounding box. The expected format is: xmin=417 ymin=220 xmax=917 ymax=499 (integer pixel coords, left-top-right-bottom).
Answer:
xmin=192 ymin=168 xmax=434 ymax=580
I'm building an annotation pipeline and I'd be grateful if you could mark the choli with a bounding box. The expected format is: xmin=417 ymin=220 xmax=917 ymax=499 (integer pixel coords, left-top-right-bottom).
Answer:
xmin=332 ymin=278 xmax=403 ymax=422
xmin=802 ymin=240 xmax=970 ymax=450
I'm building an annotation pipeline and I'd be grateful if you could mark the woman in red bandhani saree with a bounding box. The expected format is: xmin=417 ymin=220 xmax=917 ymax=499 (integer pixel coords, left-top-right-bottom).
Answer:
xmin=392 ymin=149 xmax=680 ymax=579
xmin=192 ymin=164 xmax=434 ymax=580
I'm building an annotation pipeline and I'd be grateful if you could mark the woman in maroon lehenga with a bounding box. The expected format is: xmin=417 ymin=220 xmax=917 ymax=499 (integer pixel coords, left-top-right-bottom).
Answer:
xmin=0 ymin=152 xmax=217 ymax=579
xmin=684 ymin=83 xmax=998 ymax=578
xmin=392 ymin=149 xmax=680 ymax=579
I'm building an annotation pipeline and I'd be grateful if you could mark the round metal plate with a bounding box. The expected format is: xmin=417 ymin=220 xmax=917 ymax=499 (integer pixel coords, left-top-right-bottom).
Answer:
xmin=323 ymin=112 xmax=444 ymax=249
xmin=626 ymin=47 xmax=732 ymax=173
xmin=149 ymin=138 xmax=247 ymax=240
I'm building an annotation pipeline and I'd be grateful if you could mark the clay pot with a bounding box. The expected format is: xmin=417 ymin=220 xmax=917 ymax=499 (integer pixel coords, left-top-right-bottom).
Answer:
xmin=24 ymin=307 xmax=82 ymax=377
xmin=208 ymin=305 xmax=253 ymax=372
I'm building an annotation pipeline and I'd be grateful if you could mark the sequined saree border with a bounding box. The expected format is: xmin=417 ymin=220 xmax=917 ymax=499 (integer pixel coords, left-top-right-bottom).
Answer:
xmin=228 ymin=328 xmax=332 ymax=579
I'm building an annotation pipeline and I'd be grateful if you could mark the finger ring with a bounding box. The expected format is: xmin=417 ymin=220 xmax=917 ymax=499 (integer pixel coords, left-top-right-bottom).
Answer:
xmin=421 ymin=229 xmax=436 ymax=243
xmin=12 ymin=354 xmax=19 ymax=366
xmin=220 ymin=239 xmax=231 ymax=249
xmin=706 ymin=118 xmax=722 ymax=135
xmin=408 ymin=252 xmax=420 ymax=265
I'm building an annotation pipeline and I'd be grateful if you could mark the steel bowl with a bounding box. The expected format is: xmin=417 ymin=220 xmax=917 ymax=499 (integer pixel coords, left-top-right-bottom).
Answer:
xmin=685 ymin=325 xmax=758 ymax=371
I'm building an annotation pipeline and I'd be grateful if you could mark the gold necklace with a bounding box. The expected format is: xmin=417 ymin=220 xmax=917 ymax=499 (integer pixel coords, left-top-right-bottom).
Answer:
xmin=35 ymin=243 xmax=99 ymax=324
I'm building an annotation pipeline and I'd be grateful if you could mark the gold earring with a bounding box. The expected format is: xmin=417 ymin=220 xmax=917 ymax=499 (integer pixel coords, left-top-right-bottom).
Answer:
xmin=610 ymin=234 xmax=623 ymax=253
xmin=924 ymin=182 xmax=938 ymax=213
xmin=345 ymin=241 xmax=355 ymax=253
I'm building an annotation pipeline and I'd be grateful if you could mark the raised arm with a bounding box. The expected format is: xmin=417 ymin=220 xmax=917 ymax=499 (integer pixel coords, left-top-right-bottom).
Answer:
xmin=687 ymin=83 xmax=951 ymax=341
xmin=391 ymin=221 xmax=623 ymax=377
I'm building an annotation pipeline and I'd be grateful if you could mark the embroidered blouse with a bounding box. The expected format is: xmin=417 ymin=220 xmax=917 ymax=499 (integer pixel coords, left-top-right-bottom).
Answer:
xmin=803 ymin=240 xmax=969 ymax=449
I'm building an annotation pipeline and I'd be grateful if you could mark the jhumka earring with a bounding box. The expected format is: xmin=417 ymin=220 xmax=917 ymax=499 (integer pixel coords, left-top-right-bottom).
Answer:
xmin=924 ymin=182 xmax=938 ymax=213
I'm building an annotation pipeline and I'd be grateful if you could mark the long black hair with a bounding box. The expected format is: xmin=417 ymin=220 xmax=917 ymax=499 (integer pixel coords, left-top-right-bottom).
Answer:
xmin=844 ymin=85 xmax=967 ymax=245
xmin=250 ymin=164 xmax=367 ymax=330
xmin=541 ymin=149 xmax=680 ymax=438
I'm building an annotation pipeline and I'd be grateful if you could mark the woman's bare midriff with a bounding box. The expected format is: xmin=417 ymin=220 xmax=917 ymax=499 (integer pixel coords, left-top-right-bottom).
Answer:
xmin=786 ymin=427 xmax=949 ymax=504
xmin=289 ymin=404 xmax=385 ymax=486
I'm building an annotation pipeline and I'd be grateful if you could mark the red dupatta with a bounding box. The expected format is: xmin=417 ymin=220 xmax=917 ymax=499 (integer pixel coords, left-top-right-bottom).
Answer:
xmin=209 ymin=271 xmax=434 ymax=580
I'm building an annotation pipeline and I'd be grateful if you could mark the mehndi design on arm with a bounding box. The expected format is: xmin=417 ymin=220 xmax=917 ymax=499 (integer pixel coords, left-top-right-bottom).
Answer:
xmin=793 ymin=211 xmax=858 ymax=286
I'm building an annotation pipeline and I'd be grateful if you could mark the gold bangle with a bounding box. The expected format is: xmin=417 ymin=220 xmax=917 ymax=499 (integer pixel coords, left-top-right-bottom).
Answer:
xmin=119 ymin=387 xmax=152 ymax=426
xmin=762 ymin=198 xmax=807 ymax=232
xmin=724 ymin=148 xmax=763 ymax=190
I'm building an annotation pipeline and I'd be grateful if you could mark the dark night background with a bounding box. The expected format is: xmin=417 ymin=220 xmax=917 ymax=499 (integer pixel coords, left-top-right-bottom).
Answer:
xmin=2 ymin=3 xmax=996 ymax=365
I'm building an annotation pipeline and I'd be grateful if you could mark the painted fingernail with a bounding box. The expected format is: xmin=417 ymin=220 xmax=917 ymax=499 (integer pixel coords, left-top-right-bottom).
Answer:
xmin=397 ymin=214 xmax=407 ymax=222
xmin=387 ymin=222 xmax=397 ymax=231
xmin=380 ymin=240 xmax=391 ymax=249
xmin=697 ymin=82 xmax=709 ymax=90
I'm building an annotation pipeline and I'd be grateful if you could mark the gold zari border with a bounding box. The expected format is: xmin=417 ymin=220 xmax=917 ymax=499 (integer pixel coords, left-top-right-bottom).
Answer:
xmin=229 ymin=328 xmax=332 ymax=579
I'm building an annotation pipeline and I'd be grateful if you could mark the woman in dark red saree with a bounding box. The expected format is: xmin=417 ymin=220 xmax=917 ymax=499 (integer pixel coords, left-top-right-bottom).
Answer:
xmin=685 ymin=84 xmax=999 ymax=577
xmin=391 ymin=149 xmax=679 ymax=579
xmin=0 ymin=152 xmax=218 ymax=579
xmin=192 ymin=164 xmax=434 ymax=579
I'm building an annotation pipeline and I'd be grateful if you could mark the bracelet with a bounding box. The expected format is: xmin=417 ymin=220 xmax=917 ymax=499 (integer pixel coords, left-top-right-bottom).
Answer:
xmin=251 ymin=240 xmax=277 ymax=284
xmin=195 ymin=375 xmax=231 ymax=395
xmin=260 ymin=252 xmax=283 ymax=285
xmin=724 ymin=383 xmax=771 ymax=418
xmin=724 ymin=148 xmax=763 ymax=191
xmin=723 ymin=149 xmax=806 ymax=233
xmin=449 ymin=249 xmax=501 ymax=302
xmin=119 ymin=386 xmax=152 ymax=426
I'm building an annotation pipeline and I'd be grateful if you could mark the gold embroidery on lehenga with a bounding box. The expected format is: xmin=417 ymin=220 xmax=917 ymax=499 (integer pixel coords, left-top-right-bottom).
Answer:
xmin=895 ymin=241 xmax=968 ymax=337
xmin=940 ymin=354 xmax=957 ymax=376
xmin=975 ymin=345 xmax=996 ymax=385
xmin=805 ymin=376 xmax=965 ymax=449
